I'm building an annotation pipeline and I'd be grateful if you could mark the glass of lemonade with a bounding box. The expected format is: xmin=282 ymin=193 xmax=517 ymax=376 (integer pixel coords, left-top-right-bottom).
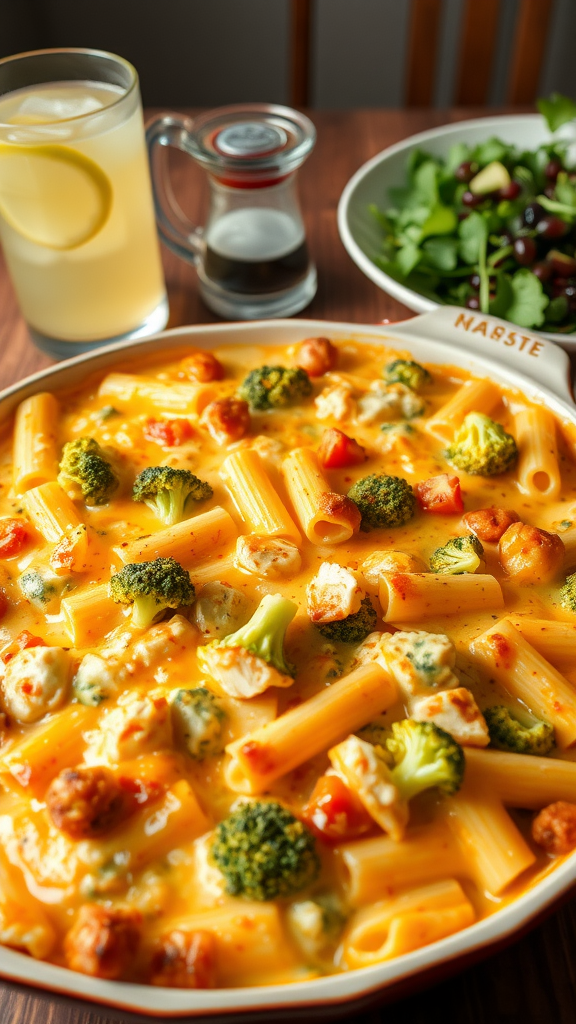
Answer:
xmin=0 ymin=49 xmax=168 ymax=357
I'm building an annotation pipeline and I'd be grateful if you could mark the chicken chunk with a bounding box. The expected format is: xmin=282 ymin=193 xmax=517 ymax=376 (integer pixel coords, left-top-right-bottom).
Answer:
xmin=314 ymin=381 xmax=356 ymax=423
xmin=193 ymin=582 xmax=250 ymax=640
xmin=235 ymin=535 xmax=302 ymax=579
xmin=352 ymin=629 xmax=459 ymax=699
xmin=151 ymin=928 xmax=217 ymax=988
xmin=356 ymin=382 xmax=424 ymax=425
xmin=410 ymin=688 xmax=489 ymax=747
xmin=532 ymin=801 xmax=576 ymax=855
xmin=328 ymin=734 xmax=406 ymax=840
xmin=361 ymin=550 xmax=427 ymax=587
xmin=307 ymin=562 xmax=363 ymax=624
xmin=46 ymin=766 xmax=125 ymax=838
xmin=198 ymin=645 xmax=293 ymax=699
xmin=84 ymin=691 xmax=172 ymax=766
xmin=64 ymin=904 xmax=141 ymax=979
xmin=2 ymin=646 xmax=71 ymax=723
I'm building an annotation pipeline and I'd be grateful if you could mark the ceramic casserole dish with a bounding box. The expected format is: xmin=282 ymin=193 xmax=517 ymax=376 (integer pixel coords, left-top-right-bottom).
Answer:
xmin=0 ymin=307 xmax=575 ymax=1018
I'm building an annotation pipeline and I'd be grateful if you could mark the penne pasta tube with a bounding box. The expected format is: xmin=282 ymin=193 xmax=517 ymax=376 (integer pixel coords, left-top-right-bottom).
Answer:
xmin=505 ymin=616 xmax=576 ymax=668
xmin=341 ymin=879 xmax=474 ymax=969
xmin=62 ymin=582 xmax=123 ymax=647
xmin=282 ymin=447 xmax=359 ymax=544
xmin=225 ymin=663 xmax=397 ymax=794
xmin=425 ymin=379 xmax=501 ymax=442
xmin=379 ymin=572 xmax=504 ymax=622
xmin=220 ymin=450 xmax=301 ymax=543
xmin=13 ymin=392 xmax=60 ymax=493
xmin=514 ymin=406 xmax=560 ymax=500
xmin=470 ymin=619 xmax=576 ymax=748
xmin=444 ymin=787 xmax=535 ymax=894
xmin=464 ymin=747 xmax=576 ymax=809
xmin=98 ymin=373 xmax=217 ymax=414
xmin=23 ymin=481 xmax=83 ymax=543
xmin=339 ymin=822 xmax=464 ymax=906
xmin=0 ymin=705 xmax=98 ymax=798
xmin=77 ymin=780 xmax=210 ymax=876
xmin=113 ymin=506 xmax=237 ymax=567
xmin=559 ymin=524 xmax=576 ymax=572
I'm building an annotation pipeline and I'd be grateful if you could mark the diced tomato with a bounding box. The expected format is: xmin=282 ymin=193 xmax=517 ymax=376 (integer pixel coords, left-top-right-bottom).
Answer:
xmin=143 ymin=418 xmax=194 ymax=447
xmin=415 ymin=473 xmax=464 ymax=514
xmin=2 ymin=630 xmax=46 ymax=664
xmin=0 ymin=518 xmax=28 ymax=557
xmin=317 ymin=428 xmax=366 ymax=469
xmin=301 ymin=772 xmax=372 ymax=842
xmin=178 ymin=351 xmax=225 ymax=383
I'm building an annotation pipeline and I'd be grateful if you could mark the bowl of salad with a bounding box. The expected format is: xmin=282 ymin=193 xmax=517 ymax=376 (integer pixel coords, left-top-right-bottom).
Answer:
xmin=338 ymin=95 xmax=576 ymax=347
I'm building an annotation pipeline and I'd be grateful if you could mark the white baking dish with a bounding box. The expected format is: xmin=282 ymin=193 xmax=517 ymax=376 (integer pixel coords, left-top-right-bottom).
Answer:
xmin=0 ymin=306 xmax=574 ymax=1019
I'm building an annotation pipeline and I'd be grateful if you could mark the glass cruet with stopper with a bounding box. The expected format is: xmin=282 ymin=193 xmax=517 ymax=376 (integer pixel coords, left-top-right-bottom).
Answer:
xmin=146 ymin=103 xmax=317 ymax=319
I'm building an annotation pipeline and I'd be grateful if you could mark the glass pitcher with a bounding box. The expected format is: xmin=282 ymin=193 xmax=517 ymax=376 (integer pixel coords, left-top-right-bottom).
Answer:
xmin=146 ymin=104 xmax=317 ymax=319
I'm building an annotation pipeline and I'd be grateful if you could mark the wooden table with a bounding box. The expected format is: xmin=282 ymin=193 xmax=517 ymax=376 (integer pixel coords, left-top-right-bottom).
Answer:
xmin=1 ymin=108 xmax=575 ymax=1024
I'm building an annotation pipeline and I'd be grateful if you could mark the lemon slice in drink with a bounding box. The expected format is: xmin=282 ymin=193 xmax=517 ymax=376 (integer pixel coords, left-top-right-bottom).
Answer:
xmin=0 ymin=143 xmax=112 ymax=250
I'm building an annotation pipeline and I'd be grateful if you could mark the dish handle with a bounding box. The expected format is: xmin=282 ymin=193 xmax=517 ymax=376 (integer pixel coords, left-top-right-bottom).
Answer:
xmin=386 ymin=305 xmax=574 ymax=405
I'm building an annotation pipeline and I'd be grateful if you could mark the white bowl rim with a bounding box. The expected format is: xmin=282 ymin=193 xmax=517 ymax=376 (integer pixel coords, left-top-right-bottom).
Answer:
xmin=0 ymin=313 xmax=574 ymax=1017
xmin=337 ymin=113 xmax=576 ymax=350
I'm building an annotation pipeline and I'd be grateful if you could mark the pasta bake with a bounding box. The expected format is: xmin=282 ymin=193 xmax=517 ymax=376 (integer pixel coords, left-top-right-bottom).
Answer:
xmin=0 ymin=334 xmax=575 ymax=988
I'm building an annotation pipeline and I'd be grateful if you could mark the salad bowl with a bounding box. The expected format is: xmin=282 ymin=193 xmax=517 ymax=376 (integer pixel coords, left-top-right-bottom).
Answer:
xmin=0 ymin=307 xmax=575 ymax=1018
xmin=337 ymin=114 xmax=576 ymax=350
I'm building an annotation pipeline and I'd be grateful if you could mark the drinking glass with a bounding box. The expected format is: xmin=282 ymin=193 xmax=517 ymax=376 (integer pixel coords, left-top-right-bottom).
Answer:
xmin=0 ymin=48 xmax=168 ymax=358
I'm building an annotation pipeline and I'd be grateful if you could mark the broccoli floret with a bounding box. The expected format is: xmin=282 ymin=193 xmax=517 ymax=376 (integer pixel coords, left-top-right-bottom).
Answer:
xmin=132 ymin=466 xmax=212 ymax=526
xmin=109 ymin=557 xmax=194 ymax=629
xmin=212 ymin=800 xmax=319 ymax=901
xmin=445 ymin=412 xmax=518 ymax=477
xmin=202 ymin=592 xmax=295 ymax=671
xmin=560 ymin=572 xmax=576 ymax=612
xmin=484 ymin=706 xmax=555 ymax=756
xmin=58 ymin=437 xmax=119 ymax=506
xmin=384 ymin=359 xmax=432 ymax=391
xmin=238 ymin=365 xmax=313 ymax=411
xmin=316 ymin=596 xmax=377 ymax=644
xmin=171 ymin=687 xmax=226 ymax=759
xmin=429 ymin=534 xmax=484 ymax=575
xmin=347 ymin=474 xmax=415 ymax=530
xmin=197 ymin=594 xmax=297 ymax=698
xmin=386 ymin=719 xmax=465 ymax=800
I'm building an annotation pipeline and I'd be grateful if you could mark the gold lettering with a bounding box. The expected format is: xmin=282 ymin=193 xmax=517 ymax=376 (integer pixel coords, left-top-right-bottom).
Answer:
xmin=472 ymin=321 xmax=488 ymax=336
xmin=504 ymin=331 xmax=517 ymax=347
xmin=490 ymin=326 xmax=505 ymax=341
xmin=454 ymin=313 xmax=474 ymax=331
xmin=518 ymin=336 xmax=531 ymax=352
xmin=529 ymin=341 xmax=543 ymax=357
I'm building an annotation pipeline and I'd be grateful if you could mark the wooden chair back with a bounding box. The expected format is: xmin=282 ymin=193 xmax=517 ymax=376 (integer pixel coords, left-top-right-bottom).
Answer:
xmin=290 ymin=0 xmax=556 ymax=108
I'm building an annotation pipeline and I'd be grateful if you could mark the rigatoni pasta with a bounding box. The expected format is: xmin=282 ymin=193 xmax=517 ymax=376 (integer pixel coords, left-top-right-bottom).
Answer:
xmin=0 ymin=333 xmax=574 ymax=991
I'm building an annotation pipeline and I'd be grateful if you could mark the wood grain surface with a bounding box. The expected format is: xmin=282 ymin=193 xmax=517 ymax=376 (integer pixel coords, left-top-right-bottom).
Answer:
xmin=0 ymin=107 xmax=574 ymax=1024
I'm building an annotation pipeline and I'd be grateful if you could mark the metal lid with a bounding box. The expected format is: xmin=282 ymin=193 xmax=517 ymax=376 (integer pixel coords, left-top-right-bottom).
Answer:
xmin=181 ymin=103 xmax=316 ymax=187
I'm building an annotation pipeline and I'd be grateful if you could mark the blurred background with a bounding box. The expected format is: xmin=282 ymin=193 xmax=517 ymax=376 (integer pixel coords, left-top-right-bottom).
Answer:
xmin=3 ymin=0 xmax=576 ymax=111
